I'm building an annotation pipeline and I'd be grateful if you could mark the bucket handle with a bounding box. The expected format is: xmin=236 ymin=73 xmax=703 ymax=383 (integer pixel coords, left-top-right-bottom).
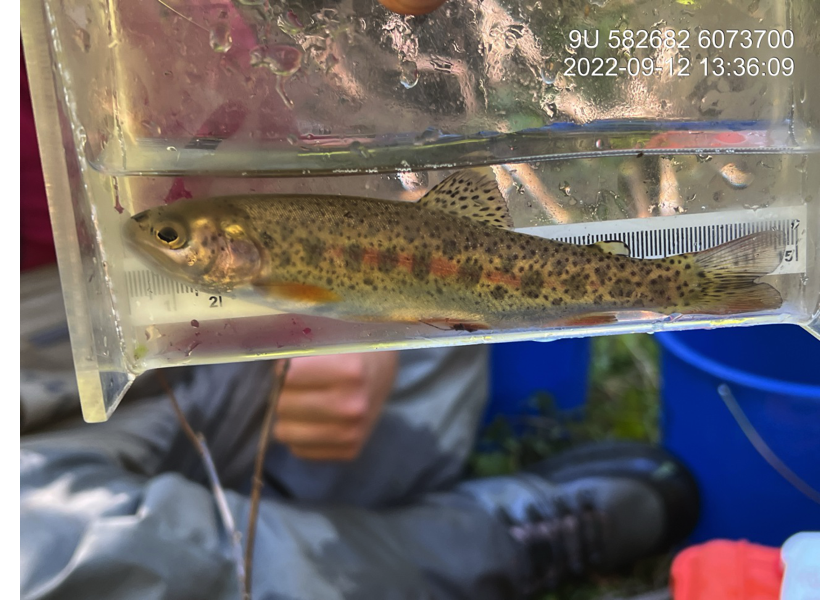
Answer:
xmin=717 ymin=384 xmax=819 ymax=504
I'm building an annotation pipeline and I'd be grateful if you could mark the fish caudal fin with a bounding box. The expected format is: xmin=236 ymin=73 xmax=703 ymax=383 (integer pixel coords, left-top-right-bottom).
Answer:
xmin=686 ymin=231 xmax=784 ymax=315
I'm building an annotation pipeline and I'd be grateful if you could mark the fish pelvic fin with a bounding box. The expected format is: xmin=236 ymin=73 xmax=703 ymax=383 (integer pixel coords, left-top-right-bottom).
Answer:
xmin=253 ymin=281 xmax=341 ymax=305
xmin=417 ymin=167 xmax=514 ymax=229
xmin=683 ymin=231 xmax=784 ymax=315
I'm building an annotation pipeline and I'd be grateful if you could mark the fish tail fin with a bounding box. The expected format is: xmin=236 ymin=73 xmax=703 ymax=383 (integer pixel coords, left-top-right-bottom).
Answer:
xmin=685 ymin=231 xmax=785 ymax=315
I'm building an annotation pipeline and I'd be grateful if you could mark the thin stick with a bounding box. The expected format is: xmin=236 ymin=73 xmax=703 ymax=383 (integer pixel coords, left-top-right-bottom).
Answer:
xmin=156 ymin=370 xmax=247 ymax=599
xmin=244 ymin=359 xmax=291 ymax=599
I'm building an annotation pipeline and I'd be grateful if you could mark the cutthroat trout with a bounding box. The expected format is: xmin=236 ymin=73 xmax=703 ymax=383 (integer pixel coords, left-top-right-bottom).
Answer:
xmin=123 ymin=168 xmax=784 ymax=330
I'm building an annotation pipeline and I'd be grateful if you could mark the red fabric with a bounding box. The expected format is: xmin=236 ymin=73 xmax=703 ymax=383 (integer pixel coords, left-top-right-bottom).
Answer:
xmin=671 ymin=540 xmax=783 ymax=600
xmin=21 ymin=48 xmax=57 ymax=271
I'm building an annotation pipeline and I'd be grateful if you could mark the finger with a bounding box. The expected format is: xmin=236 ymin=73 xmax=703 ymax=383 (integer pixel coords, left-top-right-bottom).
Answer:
xmin=275 ymin=389 xmax=368 ymax=423
xmin=287 ymin=444 xmax=363 ymax=462
xmin=282 ymin=354 xmax=365 ymax=390
xmin=273 ymin=419 xmax=363 ymax=447
xmin=376 ymin=0 xmax=447 ymax=15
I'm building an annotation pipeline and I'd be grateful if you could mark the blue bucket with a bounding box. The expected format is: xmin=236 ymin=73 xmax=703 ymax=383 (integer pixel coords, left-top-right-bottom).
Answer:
xmin=657 ymin=325 xmax=819 ymax=546
xmin=485 ymin=338 xmax=591 ymax=425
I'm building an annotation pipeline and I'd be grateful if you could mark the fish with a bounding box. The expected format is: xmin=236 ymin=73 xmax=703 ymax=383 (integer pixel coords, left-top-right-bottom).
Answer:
xmin=123 ymin=168 xmax=784 ymax=331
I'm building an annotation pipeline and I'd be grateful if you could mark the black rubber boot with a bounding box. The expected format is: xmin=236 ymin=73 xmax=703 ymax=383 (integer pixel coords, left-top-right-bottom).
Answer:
xmin=456 ymin=441 xmax=700 ymax=595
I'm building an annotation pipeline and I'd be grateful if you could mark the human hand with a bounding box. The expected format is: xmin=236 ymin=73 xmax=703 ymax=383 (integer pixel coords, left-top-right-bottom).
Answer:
xmin=376 ymin=0 xmax=447 ymax=15
xmin=273 ymin=352 xmax=399 ymax=461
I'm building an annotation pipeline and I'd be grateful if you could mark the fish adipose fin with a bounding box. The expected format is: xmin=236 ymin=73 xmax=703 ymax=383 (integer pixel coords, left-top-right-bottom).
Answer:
xmin=592 ymin=240 xmax=631 ymax=257
xmin=417 ymin=168 xmax=514 ymax=229
xmin=253 ymin=282 xmax=341 ymax=304
xmin=686 ymin=231 xmax=784 ymax=315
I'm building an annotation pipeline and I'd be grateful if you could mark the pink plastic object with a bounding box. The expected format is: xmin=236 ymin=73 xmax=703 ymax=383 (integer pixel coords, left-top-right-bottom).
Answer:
xmin=671 ymin=540 xmax=783 ymax=600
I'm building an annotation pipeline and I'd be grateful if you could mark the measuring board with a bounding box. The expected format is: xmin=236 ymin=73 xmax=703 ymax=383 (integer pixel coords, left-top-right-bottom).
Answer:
xmin=122 ymin=205 xmax=807 ymax=326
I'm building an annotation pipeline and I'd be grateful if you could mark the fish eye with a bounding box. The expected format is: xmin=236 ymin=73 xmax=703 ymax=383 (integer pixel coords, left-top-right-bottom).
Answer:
xmin=155 ymin=222 xmax=187 ymax=249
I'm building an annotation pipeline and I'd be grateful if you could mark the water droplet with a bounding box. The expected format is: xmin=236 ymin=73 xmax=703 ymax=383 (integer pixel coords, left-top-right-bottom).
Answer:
xmin=275 ymin=77 xmax=293 ymax=109
xmin=210 ymin=23 xmax=232 ymax=53
xmin=349 ymin=141 xmax=372 ymax=159
xmin=166 ymin=146 xmax=177 ymax=152
xmin=141 ymin=120 xmax=161 ymax=136
xmin=74 ymin=28 xmax=91 ymax=53
xmin=504 ymin=33 xmax=518 ymax=49
xmin=560 ymin=182 xmax=572 ymax=196
xmin=250 ymin=45 xmax=302 ymax=77
xmin=398 ymin=171 xmax=428 ymax=192
xmin=190 ymin=319 xmax=200 ymax=328
xmin=286 ymin=134 xmax=298 ymax=145
xmin=595 ymin=139 xmax=603 ymax=149
xmin=719 ymin=163 xmax=754 ymax=189
xmin=696 ymin=154 xmax=713 ymax=163
xmin=399 ymin=61 xmax=419 ymax=89
xmin=539 ymin=65 xmax=556 ymax=85
xmin=429 ymin=56 xmax=454 ymax=73
xmin=415 ymin=127 xmax=443 ymax=145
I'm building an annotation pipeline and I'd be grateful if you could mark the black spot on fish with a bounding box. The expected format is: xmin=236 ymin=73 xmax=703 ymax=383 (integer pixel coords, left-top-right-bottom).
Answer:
xmin=345 ymin=244 xmax=365 ymax=272
xmin=379 ymin=247 xmax=399 ymax=273
xmin=442 ymin=238 xmax=459 ymax=258
xmin=300 ymin=237 xmax=325 ymax=267
xmin=609 ymin=277 xmax=635 ymax=300
xmin=520 ymin=269 xmax=544 ymax=299
xmin=564 ymin=272 xmax=589 ymax=301
xmin=458 ymin=258 xmax=483 ymax=287
xmin=500 ymin=257 xmax=516 ymax=274
xmin=276 ymin=251 xmax=292 ymax=268
xmin=491 ymin=285 xmax=508 ymax=301
xmin=412 ymin=250 xmax=432 ymax=281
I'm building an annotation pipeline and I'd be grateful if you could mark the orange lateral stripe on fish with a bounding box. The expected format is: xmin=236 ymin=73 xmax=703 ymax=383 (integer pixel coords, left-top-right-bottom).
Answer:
xmin=123 ymin=167 xmax=785 ymax=331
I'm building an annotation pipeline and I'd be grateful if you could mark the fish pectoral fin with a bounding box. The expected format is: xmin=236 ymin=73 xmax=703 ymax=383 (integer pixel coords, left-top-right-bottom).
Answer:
xmin=548 ymin=313 xmax=619 ymax=327
xmin=417 ymin=167 xmax=514 ymax=230
xmin=253 ymin=281 xmax=341 ymax=304
xmin=420 ymin=318 xmax=492 ymax=332
xmin=591 ymin=240 xmax=631 ymax=256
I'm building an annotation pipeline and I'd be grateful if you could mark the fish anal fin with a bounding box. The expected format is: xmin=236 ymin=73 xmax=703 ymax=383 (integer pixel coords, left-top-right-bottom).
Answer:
xmin=417 ymin=168 xmax=514 ymax=229
xmin=592 ymin=240 xmax=631 ymax=256
xmin=254 ymin=282 xmax=341 ymax=304
xmin=420 ymin=318 xmax=492 ymax=332
xmin=549 ymin=313 xmax=619 ymax=328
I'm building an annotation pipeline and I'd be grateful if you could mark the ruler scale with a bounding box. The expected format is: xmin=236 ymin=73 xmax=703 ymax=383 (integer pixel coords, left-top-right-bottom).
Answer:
xmin=121 ymin=205 xmax=807 ymax=327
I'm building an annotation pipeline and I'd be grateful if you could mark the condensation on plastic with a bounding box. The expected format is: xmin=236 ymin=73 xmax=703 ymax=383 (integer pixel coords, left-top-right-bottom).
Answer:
xmin=21 ymin=0 xmax=819 ymax=421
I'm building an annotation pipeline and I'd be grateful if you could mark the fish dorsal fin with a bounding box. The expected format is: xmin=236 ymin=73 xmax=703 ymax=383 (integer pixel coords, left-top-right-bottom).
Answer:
xmin=417 ymin=168 xmax=514 ymax=229
xmin=592 ymin=240 xmax=631 ymax=257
